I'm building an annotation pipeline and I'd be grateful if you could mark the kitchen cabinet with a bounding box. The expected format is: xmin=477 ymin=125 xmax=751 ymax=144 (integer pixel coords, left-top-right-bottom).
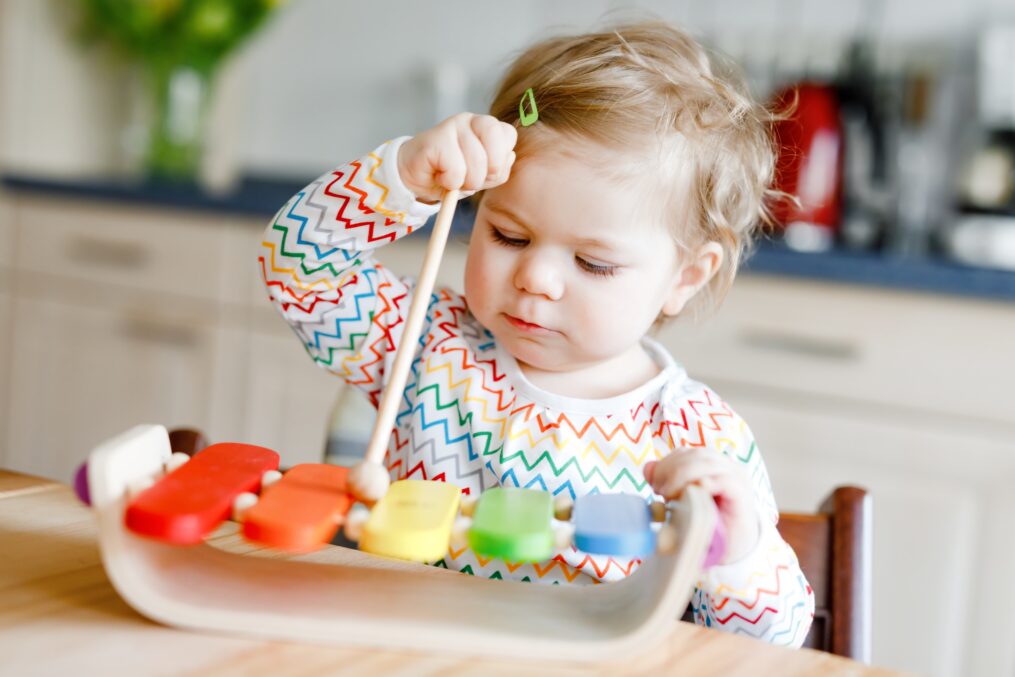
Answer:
xmin=655 ymin=276 xmax=1015 ymax=423
xmin=655 ymin=278 xmax=1015 ymax=677
xmin=240 ymin=327 xmax=342 ymax=468
xmin=0 ymin=197 xmax=14 ymax=470
xmin=0 ymin=287 xmax=9 ymax=470
xmin=722 ymin=388 xmax=1014 ymax=677
xmin=4 ymin=286 xmax=221 ymax=483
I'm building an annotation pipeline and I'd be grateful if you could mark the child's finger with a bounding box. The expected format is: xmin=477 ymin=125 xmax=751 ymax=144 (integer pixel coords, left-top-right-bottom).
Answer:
xmin=648 ymin=454 xmax=730 ymax=499
xmin=493 ymin=151 xmax=517 ymax=185
xmin=457 ymin=127 xmax=489 ymax=191
xmin=433 ymin=143 xmax=467 ymax=193
xmin=471 ymin=115 xmax=516 ymax=179
xmin=643 ymin=460 xmax=658 ymax=484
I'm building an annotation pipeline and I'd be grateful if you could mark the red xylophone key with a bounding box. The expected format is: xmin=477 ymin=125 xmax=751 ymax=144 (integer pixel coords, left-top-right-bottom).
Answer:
xmin=125 ymin=442 xmax=279 ymax=545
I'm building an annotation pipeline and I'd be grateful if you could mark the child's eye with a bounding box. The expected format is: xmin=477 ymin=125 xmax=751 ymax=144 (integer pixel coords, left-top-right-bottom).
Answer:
xmin=490 ymin=225 xmax=528 ymax=248
xmin=575 ymin=256 xmax=618 ymax=277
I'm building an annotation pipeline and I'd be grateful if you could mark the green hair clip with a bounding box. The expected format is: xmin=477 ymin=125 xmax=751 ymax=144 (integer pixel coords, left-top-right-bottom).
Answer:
xmin=519 ymin=87 xmax=539 ymax=127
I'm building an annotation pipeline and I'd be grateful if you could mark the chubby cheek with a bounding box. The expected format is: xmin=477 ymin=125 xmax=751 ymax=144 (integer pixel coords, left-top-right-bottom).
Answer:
xmin=463 ymin=238 xmax=501 ymax=327
xmin=572 ymin=288 xmax=629 ymax=352
xmin=572 ymin=279 xmax=660 ymax=354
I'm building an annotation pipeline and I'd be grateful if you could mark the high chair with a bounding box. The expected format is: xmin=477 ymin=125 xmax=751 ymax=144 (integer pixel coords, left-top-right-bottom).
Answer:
xmin=679 ymin=486 xmax=871 ymax=660
xmin=778 ymin=486 xmax=871 ymax=660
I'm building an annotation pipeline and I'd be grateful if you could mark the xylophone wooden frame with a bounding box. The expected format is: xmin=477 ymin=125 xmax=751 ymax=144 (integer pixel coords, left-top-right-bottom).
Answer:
xmin=87 ymin=424 xmax=717 ymax=662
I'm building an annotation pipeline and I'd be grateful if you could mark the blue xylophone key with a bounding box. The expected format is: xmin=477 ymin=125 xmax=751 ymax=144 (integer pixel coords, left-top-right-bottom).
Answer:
xmin=572 ymin=493 xmax=656 ymax=558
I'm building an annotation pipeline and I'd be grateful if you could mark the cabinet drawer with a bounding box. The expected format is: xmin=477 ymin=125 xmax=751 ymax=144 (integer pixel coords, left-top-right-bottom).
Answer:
xmin=4 ymin=293 xmax=219 ymax=482
xmin=14 ymin=199 xmax=226 ymax=301
xmin=656 ymin=276 xmax=1015 ymax=425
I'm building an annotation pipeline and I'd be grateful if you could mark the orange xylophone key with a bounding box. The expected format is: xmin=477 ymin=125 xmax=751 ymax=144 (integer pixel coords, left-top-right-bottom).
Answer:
xmin=242 ymin=464 xmax=353 ymax=552
xmin=125 ymin=442 xmax=280 ymax=545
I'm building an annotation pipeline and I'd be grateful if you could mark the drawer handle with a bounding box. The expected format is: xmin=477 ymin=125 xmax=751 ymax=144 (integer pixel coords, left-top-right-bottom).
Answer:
xmin=739 ymin=329 xmax=859 ymax=361
xmin=121 ymin=315 xmax=199 ymax=348
xmin=67 ymin=236 xmax=149 ymax=270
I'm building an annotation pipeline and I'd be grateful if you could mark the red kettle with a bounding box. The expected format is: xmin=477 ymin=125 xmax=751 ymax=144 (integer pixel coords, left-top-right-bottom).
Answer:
xmin=770 ymin=83 xmax=844 ymax=248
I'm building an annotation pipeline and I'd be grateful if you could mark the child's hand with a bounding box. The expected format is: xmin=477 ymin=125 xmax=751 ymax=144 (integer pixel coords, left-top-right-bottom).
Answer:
xmin=397 ymin=113 xmax=518 ymax=203
xmin=644 ymin=450 xmax=761 ymax=565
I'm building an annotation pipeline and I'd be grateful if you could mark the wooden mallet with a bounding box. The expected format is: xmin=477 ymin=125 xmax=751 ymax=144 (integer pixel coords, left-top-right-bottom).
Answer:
xmin=348 ymin=189 xmax=461 ymax=503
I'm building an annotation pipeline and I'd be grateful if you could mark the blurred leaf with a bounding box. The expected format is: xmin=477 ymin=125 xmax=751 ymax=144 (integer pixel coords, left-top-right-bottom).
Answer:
xmin=77 ymin=0 xmax=286 ymax=72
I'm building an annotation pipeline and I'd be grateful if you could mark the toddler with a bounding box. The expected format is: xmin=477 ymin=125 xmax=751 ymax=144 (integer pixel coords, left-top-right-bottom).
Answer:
xmin=261 ymin=21 xmax=814 ymax=647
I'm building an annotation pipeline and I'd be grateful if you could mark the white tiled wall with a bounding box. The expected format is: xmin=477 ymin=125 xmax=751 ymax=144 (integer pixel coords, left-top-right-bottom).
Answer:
xmin=2 ymin=0 xmax=1014 ymax=178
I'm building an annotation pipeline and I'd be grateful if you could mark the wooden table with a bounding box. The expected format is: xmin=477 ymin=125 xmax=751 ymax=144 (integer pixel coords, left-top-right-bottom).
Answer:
xmin=0 ymin=470 xmax=900 ymax=675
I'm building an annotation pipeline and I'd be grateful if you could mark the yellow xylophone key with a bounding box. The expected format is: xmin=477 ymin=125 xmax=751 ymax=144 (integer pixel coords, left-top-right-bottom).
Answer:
xmin=359 ymin=480 xmax=462 ymax=562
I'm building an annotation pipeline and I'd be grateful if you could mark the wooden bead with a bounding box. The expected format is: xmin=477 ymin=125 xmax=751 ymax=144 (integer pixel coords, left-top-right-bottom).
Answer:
xmin=450 ymin=516 xmax=472 ymax=548
xmin=656 ymin=525 xmax=678 ymax=554
xmin=553 ymin=495 xmax=574 ymax=521
xmin=650 ymin=501 xmax=667 ymax=523
xmin=343 ymin=504 xmax=371 ymax=542
xmin=459 ymin=495 xmax=479 ymax=518
xmin=348 ymin=462 xmax=390 ymax=504
xmin=261 ymin=470 xmax=283 ymax=490
xmin=164 ymin=452 xmax=190 ymax=474
xmin=553 ymin=522 xmax=575 ymax=550
xmin=232 ymin=492 xmax=258 ymax=522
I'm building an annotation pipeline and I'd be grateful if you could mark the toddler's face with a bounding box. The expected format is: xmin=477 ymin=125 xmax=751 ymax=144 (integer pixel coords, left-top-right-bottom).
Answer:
xmin=464 ymin=144 xmax=689 ymax=375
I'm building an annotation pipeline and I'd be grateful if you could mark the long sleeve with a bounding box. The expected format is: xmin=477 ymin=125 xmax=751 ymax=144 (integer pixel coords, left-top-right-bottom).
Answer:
xmin=259 ymin=137 xmax=440 ymax=406
xmin=662 ymin=386 xmax=815 ymax=647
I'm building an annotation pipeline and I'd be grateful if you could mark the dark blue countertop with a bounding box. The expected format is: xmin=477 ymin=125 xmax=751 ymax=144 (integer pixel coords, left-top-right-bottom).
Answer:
xmin=742 ymin=244 xmax=1015 ymax=303
xmin=4 ymin=173 xmax=1015 ymax=303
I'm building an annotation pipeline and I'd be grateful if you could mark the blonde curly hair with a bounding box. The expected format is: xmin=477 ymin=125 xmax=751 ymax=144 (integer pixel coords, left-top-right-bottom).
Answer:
xmin=488 ymin=20 xmax=779 ymax=318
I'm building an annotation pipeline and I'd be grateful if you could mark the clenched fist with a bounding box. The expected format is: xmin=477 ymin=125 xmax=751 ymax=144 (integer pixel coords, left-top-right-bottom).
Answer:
xmin=644 ymin=449 xmax=762 ymax=565
xmin=397 ymin=113 xmax=518 ymax=203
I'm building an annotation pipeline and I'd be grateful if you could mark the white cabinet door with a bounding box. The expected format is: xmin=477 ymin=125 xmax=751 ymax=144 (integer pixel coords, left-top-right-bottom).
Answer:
xmin=5 ymin=294 xmax=220 ymax=483
xmin=0 ymin=288 xmax=10 ymax=467
xmin=241 ymin=329 xmax=345 ymax=468
xmin=723 ymin=389 xmax=1015 ymax=677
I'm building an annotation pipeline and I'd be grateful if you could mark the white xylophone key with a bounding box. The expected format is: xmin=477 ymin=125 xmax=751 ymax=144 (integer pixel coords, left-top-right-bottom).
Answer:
xmin=126 ymin=475 xmax=156 ymax=499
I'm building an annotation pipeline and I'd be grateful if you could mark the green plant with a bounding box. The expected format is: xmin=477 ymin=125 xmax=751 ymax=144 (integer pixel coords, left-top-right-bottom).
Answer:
xmin=79 ymin=0 xmax=282 ymax=73
xmin=78 ymin=0 xmax=286 ymax=179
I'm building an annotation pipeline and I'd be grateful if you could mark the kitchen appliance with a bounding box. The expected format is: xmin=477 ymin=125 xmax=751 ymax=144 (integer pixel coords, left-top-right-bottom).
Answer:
xmin=944 ymin=24 xmax=1015 ymax=269
xmin=770 ymin=83 xmax=845 ymax=252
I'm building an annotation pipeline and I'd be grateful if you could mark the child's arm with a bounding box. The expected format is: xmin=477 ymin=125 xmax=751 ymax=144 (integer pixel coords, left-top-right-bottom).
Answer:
xmin=259 ymin=114 xmax=516 ymax=405
xmin=646 ymin=413 xmax=816 ymax=647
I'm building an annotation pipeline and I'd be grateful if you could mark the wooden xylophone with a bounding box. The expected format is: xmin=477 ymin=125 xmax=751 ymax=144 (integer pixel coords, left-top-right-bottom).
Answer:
xmin=81 ymin=424 xmax=719 ymax=662
xmin=111 ymin=440 xmax=694 ymax=564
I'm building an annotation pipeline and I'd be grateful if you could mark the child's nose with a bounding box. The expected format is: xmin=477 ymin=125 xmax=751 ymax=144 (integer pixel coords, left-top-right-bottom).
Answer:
xmin=513 ymin=252 xmax=564 ymax=301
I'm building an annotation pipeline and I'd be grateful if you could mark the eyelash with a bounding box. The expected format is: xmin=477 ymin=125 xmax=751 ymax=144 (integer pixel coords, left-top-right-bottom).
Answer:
xmin=489 ymin=226 xmax=618 ymax=278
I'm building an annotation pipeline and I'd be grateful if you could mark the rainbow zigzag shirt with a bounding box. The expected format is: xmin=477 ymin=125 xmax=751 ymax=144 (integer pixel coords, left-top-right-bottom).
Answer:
xmin=260 ymin=138 xmax=815 ymax=647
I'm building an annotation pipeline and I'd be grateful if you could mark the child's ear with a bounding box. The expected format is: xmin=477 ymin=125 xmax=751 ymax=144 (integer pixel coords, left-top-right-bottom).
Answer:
xmin=661 ymin=242 xmax=723 ymax=316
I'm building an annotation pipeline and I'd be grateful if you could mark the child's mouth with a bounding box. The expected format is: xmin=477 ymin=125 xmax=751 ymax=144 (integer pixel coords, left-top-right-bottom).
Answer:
xmin=503 ymin=313 xmax=554 ymax=335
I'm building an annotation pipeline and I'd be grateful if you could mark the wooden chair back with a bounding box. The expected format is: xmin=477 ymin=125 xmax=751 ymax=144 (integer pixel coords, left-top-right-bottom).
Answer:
xmin=777 ymin=486 xmax=871 ymax=661
xmin=168 ymin=428 xmax=208 ymax=457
